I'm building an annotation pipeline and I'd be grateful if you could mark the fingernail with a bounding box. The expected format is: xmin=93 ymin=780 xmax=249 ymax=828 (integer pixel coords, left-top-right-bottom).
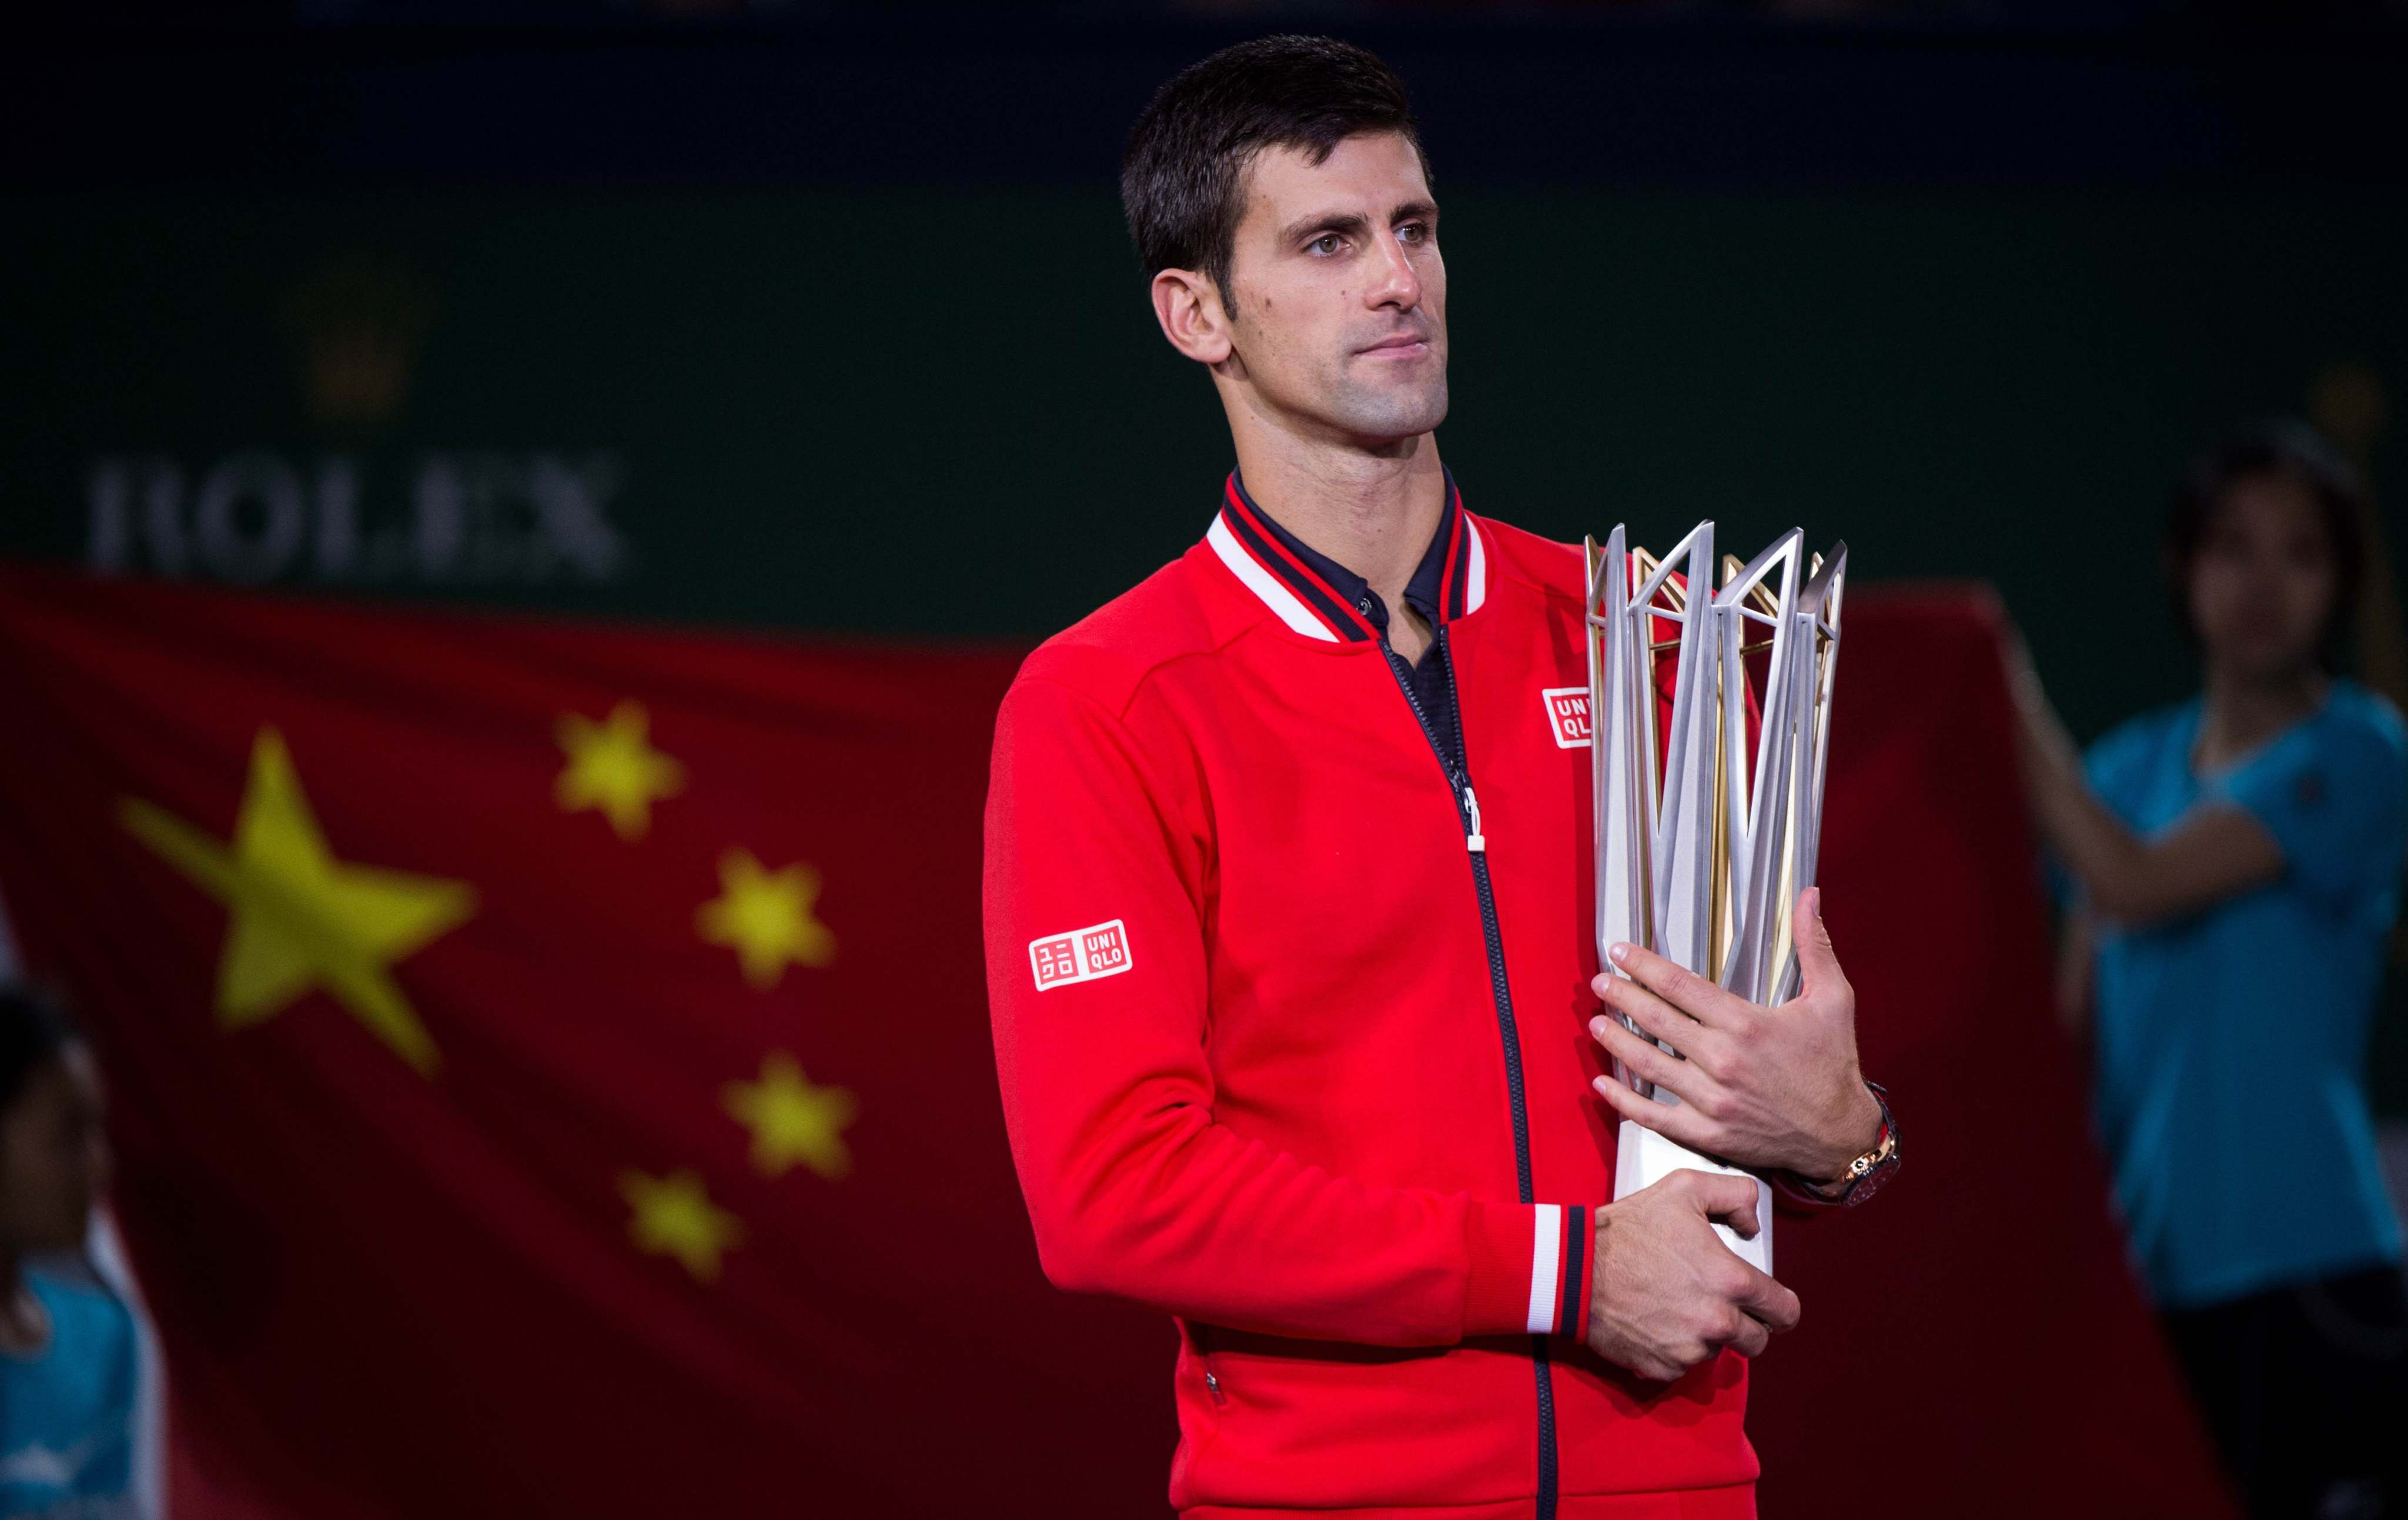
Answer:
xmin=1608 ymin=943 xmax=1630 ymax=965
xmin=1588 ymin=1015 xmax=1608 ymax=1040
xmin=1591 ymin=1075 xmax=1611 ymax=1095
xmin=1804 ymin=887 xmax=1821 ymax=920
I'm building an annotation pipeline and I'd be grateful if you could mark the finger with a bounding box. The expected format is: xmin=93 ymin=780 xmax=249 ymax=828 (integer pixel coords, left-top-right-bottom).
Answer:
xmin=1725 ymin=1313 xmax=1771 ymax=1360
xmin=1664 ymin=1167 xmax=1762 ymax=1235
xmin=1791 ymin=887 xmax=1848 ymax=1002
xmin=1733 ymin=1266 xmax=1803 ymax=1334
xmin=1605 ymin=941 xmax=1746 ymax=1030
xmin=1594 ymin=973 xmax=1705 ymax=1048
xmin=1681 ymin=1170 xmax=1761 ymax=1237
xmin=1590 ymin=1018 xmax=1695 ymax=1103
xmin=1590 ymin=1074 xmax=1719 ymax=1154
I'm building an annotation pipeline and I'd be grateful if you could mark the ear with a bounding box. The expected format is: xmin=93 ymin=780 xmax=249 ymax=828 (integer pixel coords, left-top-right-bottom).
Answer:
xmin=1149 ymin=267 xmax=1235 ymax=367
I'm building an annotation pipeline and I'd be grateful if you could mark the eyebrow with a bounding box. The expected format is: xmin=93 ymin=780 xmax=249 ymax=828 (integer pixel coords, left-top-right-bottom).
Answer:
xmin=1276 ymin=199 xmax=1440 ymax=248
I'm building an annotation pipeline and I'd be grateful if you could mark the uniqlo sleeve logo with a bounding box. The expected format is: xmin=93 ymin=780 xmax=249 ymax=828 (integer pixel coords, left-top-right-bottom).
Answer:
xmin=1541 ymin=687 xmax=1593 ymax=749
xmin=1028 ymin=919 xmax=1133 ymax=991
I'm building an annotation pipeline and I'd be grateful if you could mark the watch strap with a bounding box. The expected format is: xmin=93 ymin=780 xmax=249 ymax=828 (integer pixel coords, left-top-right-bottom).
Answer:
xmin=1774 ymin=1081 xmax=1899 ymax=1208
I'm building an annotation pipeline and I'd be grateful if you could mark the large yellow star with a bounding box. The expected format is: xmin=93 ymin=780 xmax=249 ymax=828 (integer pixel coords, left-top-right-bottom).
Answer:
xmin=119 ymin=728 xmax=474 ymax=1076
xmin=724 ymin=1053 xmax=857 ymax=1180
xmin=620 ymin=1168 xmax=743 ymax=1282
xmin=695 ymin=849 xmax=835 ymax=988
xmin=556 ymin=700 xmax=684 ymax=841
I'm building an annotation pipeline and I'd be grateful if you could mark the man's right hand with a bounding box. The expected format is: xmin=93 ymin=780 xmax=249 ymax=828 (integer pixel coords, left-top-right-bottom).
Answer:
xmin=1584 ymin=1170 xmax=1802 ymax=1382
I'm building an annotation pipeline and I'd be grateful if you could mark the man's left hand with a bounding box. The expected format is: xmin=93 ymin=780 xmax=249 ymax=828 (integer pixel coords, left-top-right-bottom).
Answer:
xmin=1587 ymin=886 xmax=1882 ymax=1182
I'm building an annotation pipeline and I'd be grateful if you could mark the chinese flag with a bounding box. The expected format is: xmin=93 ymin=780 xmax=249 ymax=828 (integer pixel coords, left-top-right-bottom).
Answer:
xmin=0 ymin=562 xmax=1172 ymax=1518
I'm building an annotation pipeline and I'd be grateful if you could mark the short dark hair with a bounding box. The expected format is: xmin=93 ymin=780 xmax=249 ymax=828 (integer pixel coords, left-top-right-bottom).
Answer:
xmin=0 ymin=983 xmax=80 ymax=1116
xmin=2165 ymin=419 xmax=2369 ymax=671
xmin=1121 ymin=35 xmax=1427 ymax=304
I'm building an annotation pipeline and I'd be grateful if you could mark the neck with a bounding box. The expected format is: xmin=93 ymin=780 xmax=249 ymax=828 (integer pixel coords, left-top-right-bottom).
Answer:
xmin=1226 ymin=413 xmax=1447 ymax=619
xmin=2198 ymin=660 xmax=2327 ymax=765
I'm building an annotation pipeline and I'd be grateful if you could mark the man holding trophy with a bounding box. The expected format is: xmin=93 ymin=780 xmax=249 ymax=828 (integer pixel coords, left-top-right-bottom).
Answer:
xmin=984 ymin=35 xmax=1899 ymax=1519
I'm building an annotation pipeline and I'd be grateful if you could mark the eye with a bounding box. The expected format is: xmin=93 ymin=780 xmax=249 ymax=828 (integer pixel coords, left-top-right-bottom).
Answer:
xmin=1308 ymin=233 xmax=1345 ymax=256
xmin=1397 ymin=222 xmax=1426 ymax=245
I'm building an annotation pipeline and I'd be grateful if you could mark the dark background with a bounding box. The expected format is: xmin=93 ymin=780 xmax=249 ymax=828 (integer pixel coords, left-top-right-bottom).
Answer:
xmin=7 ymin=6 xmax=2407 ymax=1074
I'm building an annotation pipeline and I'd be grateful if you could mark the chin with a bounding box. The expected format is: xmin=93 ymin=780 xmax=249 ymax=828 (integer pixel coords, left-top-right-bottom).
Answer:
xmin=1329 ymin=377 xmax=1449 ymax=445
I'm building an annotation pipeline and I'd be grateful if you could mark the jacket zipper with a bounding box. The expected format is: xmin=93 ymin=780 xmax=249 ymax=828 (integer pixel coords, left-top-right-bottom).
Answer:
xmin=1198 ymin=1324 xmax=1228 ymax=1407
xmin=1378 ymin=622 xmax=1557 ymax=1517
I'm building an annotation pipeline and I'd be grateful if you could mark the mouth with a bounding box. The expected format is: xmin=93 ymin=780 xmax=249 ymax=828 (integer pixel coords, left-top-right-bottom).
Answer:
xmin=1357 ymin=334 xmax=1432 ymax=360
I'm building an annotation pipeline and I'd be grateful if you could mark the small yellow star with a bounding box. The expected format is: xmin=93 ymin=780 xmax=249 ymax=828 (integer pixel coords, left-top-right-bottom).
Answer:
xmin=695 ymin=849 xmax=835 ymax=988
xmin=724 ymin=1053 xmax=857 ymax=1180
xmin=556 ymin=701 xmax=684 ymax=841
xmin=121 ymin=727 xmax=475 ymax=1075
xmin=620 ymin=1168 xmax=743 ymax=1282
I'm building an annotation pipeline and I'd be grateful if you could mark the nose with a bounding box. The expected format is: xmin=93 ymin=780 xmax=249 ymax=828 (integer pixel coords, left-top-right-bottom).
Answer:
xmin=1364 ymin=228 xmax=1421 ymax=312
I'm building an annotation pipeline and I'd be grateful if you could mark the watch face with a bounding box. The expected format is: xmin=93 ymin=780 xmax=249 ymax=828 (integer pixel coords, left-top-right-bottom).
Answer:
xmin=1847 ymin=1155 xmax=1899 ymax=1207
xmin=1832 ymin=1088 xmax=1898 ymax=1205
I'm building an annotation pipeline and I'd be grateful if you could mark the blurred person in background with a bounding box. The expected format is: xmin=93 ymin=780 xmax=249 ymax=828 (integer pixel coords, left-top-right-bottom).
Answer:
xmin=1 ymin=985 xmax=133 ymax=1520
xmin=2014 ymin=422 xmax=2408 ymax=1518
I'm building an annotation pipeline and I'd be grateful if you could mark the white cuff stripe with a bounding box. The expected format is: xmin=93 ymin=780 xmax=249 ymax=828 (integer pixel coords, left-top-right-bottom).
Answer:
xmin=1463 ymin=516 xmax=1489 ymax=614
xmin=1206 ymin=516 xmax=1340 ymax=642
xmin=1525 ymin=1202 xmax=1562 ymax=1335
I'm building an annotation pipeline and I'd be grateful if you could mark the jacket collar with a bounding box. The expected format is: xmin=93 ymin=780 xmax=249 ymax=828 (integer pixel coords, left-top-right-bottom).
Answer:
xmin=1203 ymin=470 xmax=1487 ymax=644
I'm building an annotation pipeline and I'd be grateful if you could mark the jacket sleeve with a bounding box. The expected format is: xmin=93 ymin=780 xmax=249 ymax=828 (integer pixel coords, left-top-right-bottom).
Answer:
xmin=983 ymin=674 xmax=1592 ymax=1348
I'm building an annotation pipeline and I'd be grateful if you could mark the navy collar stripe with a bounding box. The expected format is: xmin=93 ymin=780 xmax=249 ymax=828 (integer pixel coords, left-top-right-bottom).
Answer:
xmin=1444 ymin=493 xmax=1464 ymax=626
xmin=1437 ymin=488 xmax=1469 ymax=622
xmin=1218 ymin=480 xmax=1380 ymax=642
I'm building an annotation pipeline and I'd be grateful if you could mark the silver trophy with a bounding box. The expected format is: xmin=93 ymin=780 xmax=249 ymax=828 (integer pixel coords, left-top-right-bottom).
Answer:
xmin=1585 ymin=523 xmax=1847 ymax=1273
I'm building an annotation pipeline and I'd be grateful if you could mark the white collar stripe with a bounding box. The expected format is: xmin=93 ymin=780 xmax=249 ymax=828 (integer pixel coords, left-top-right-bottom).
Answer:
xmin=1463 ymin=515 xmax=1489 ymax=614
xmin=1206 ymin=515 xmax=1341 ymax=642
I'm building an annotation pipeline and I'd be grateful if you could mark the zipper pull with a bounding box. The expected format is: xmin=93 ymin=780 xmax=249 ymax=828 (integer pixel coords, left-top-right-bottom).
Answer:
xmin=1461 ymin=783 xmax=1486 ymax=852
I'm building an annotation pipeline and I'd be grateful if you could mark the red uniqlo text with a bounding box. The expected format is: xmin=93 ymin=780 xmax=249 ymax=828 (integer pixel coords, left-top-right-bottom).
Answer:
xmin=1541 ymin=686 xmax=1593 ymax=748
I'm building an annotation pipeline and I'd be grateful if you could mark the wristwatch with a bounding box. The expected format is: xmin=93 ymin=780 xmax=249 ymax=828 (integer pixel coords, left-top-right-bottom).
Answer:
xmin=1786 ymin=1081 xmax=1900 ymax=1207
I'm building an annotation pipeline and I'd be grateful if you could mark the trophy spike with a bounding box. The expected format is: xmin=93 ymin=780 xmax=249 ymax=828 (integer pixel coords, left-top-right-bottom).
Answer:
xmin=1711 ymin=529 xmax=1803 ymax=1003
xmin=1650 ymin=525 xmax=1718 ymax=983
xmin=1588 ymin=523 xmax=1657 ymax=1100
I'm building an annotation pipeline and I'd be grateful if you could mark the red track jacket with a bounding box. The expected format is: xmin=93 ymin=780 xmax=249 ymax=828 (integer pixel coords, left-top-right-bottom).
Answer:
xmin=984 ymin=480 xmax=1758 ymax=1519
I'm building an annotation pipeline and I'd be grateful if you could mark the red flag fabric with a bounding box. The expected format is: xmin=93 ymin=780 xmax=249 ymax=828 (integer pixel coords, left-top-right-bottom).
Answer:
xmin=0 ymin=562 xmax=2230 ymax=1518
xmin=0 ymin=563 xmax=1170 ymax=1516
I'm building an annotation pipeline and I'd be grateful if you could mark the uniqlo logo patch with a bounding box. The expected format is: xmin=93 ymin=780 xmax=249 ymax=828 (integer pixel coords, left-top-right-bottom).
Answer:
xmin=1028 ymin=918 xmax=1133 ymax=991
xmin=1541 ymin=687 xmax=1592 ymax=749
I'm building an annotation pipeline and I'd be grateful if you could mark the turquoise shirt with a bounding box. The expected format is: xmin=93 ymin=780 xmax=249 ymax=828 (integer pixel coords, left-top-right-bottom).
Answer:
xmin=0 ymin=1267 xmax=136 ymax=1519
xmin=2086 ymin=680 xmax=2408 ymax=1309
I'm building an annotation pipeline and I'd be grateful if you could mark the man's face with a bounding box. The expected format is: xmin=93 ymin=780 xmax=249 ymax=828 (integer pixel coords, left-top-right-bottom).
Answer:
xmin=1219 ymin=131 xmax=1447 ymax=447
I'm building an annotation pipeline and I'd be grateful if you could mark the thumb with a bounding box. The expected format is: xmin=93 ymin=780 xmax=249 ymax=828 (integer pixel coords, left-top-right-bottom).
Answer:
xmin=1792 ymin=887 xmax=1845 ymax=998
xmin=1680 ymin=1171 xmax=1763 ymax=1239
